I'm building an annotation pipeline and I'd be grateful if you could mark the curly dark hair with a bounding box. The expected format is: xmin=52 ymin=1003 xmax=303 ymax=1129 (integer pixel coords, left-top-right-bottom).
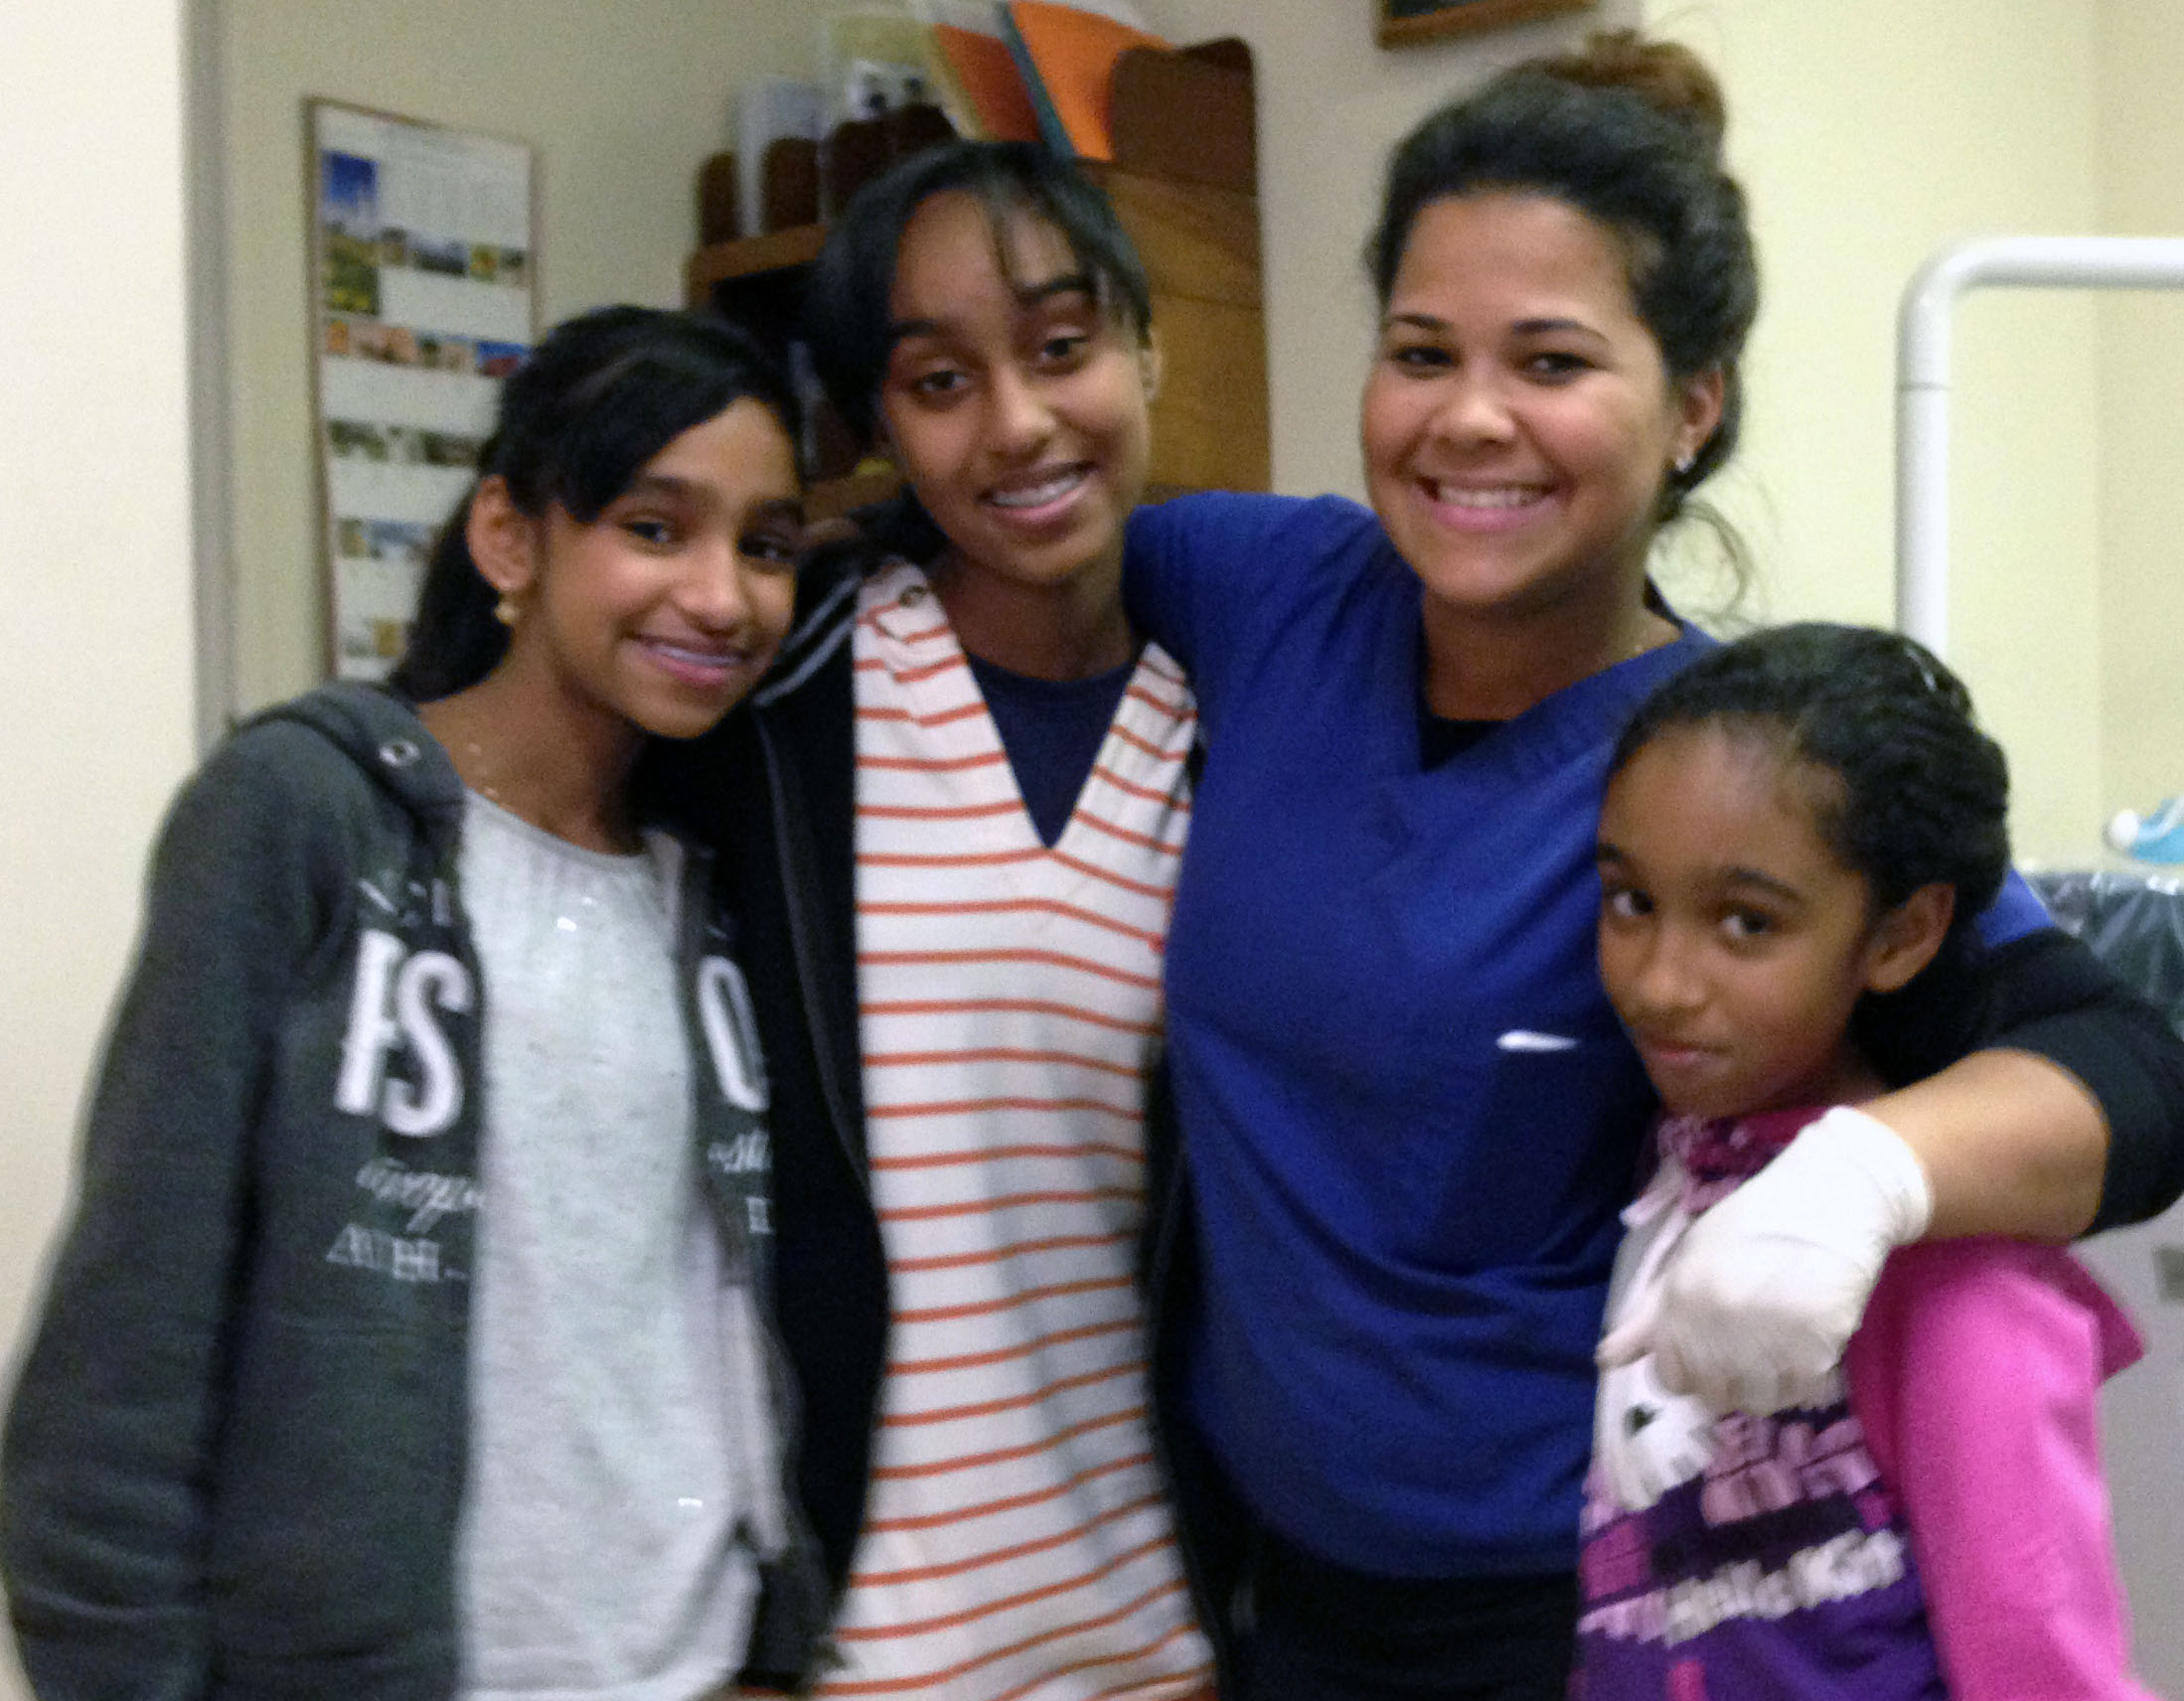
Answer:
xmin=1610 ymin=622 xmax=2013 ymax=1083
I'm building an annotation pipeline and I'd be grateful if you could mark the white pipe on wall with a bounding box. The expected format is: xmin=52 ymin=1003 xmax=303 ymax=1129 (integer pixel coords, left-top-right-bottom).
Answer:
xmin=1897 ymin=234 xmax=2184 ymax=656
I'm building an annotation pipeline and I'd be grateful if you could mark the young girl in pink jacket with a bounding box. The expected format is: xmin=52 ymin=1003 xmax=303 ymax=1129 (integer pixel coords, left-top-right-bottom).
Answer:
xmin=1580 ymin=621 xmax=2157 ymax=1700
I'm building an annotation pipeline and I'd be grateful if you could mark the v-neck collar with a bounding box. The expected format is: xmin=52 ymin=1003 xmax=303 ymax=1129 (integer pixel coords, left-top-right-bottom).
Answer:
xmin=1389 ymin=600 xmax=1713 ymax=788
xmin=855 ymin=559 xmax=1191 ymax=892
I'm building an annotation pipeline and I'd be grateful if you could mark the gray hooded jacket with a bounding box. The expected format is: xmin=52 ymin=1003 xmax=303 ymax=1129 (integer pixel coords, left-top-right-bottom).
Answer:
xmin=0 ymin=683 xmax=827 ymax=1701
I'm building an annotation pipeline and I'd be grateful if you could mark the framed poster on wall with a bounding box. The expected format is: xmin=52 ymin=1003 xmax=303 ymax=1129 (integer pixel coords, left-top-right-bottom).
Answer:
xmin=1377 ymin=0 xmax=1596 ymax=49
xmin=308 ymin=99 xmax=537 ymax=681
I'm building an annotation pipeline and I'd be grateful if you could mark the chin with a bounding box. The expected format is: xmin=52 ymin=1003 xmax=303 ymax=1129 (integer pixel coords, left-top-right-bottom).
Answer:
xmin=1643 ymin=1069 xmax=1746 ymax=1123
xmin=632 ymin=697 xmax=739 ymax=742
xmin=1412 ymin=563 xmax=1560 ymax=621
xmin=977 ymin=538 xmax=1124 ymax=594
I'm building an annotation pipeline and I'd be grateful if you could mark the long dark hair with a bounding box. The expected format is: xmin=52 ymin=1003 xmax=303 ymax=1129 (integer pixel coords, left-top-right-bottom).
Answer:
xmin=1610 ymin=623 xmax=2012 ymax=1082
xmin=1368 ymin=32 xmax=1758 ymax=524
xmin=388 ymin=306 xmax=801 ymax=702
xmin=805 ymin=140 xmax=1153 ymax=447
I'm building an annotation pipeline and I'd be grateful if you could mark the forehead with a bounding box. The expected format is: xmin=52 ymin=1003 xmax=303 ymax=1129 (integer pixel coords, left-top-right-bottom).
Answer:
xmin=1604 ymin=724 xmax=1839 ymax=864
xmin=1389 ymin=189 xmax=1643 ymax=328
xmin=633 ymin=397 xmax=799 ymax=503
xmin=888 ymin=190 xmax=1085 ymax=318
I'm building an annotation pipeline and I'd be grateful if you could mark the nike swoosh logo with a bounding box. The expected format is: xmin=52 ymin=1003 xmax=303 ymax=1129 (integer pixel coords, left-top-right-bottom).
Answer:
xmin=1497 ymin=1030 xmax=1578 ymax=1052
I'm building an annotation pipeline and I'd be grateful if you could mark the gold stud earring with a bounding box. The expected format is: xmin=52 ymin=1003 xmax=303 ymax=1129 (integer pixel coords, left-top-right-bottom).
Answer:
xmin=494 ymin=594 xmax=521 ymax=627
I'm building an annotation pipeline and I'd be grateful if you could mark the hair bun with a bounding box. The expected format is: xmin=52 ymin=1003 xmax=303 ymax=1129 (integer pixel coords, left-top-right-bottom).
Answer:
xmin=1539 ymin=29 xmax=1727 ymax=155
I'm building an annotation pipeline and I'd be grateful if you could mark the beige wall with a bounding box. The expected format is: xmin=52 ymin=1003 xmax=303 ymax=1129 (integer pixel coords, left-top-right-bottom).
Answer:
xmin=221 ymin=0 xmax=815 ymax=716
xmin=1 ymin=2 xmax=197 ymax=1696
xmin=1648 ymin=0 xmax=2106 ymax=864
xmin=2096 ymin=0 xmax=2184 ymax=832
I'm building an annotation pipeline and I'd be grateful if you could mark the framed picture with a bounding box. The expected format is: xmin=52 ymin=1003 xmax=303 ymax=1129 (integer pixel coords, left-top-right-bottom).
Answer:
xmin=306 ymin=99 xmax=538 ymax=681
xmin=1378 ymin=0 xmax=1597 ymax=49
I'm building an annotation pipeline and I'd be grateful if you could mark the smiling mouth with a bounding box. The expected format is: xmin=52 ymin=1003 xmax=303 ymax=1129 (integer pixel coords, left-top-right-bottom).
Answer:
xmin=639 ymin=637 xmax=758 ymax=684
xmin=1423 ymin=480 xmax=1550 ymax=510
xmin=985 ymin=465 xmax=1092 ymax=515
xmin=1636 ymin=1034 xmax=1719 ymax=1072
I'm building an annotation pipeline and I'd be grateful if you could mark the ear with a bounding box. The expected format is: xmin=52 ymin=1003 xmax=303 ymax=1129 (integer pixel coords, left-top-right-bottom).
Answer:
xmin=1137 ymin=330 xmax=1164 ymax=404
xmin=464 ymin=476 xmax=542 ymax=603
xmin=1672 ymin=365 xmax=1727 ymax=471
xmin=1862 ymin=882 xmax=1956 ymax=995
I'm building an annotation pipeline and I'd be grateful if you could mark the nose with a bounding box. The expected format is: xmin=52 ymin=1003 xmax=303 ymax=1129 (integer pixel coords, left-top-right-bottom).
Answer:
xmin=1627 ymin=924 xmax=1706 ymax=1021
xmin=1432 ymin=369 xmax=1515 ymax=448
xmin=677 ymin=533 xmax=758 ymax=632
xmin=985 ymin=364 xmax=1055 ymax=457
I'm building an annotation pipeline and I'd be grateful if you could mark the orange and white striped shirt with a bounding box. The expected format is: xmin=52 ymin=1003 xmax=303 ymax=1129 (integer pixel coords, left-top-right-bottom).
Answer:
xmin=822 ymin=561 xmax=1212 ymax=1701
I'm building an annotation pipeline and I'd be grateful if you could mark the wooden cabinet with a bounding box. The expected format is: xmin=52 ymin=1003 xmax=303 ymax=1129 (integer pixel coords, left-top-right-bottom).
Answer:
xmin=684 ymin=42 xmax=1267 ymax=518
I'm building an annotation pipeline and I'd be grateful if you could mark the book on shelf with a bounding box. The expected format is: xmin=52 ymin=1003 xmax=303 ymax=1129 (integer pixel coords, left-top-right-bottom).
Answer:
xmin=734 ymin=77 xmax=824 ymax=238
xmin=1003 ymin=0 xmax=1170 ymax=162
xmin=909 ymin=0 xmax=1043 ymax=141
xmin=907 ymin=0 xmax=1168 ymax=155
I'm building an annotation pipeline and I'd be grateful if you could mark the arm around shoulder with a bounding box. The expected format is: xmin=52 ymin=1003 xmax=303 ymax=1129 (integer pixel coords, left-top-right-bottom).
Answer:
xmin=1123 ymin=491 xmax=1351 ymax=681
xmin=1865 ymin=929 xmax=2184 ymax=1240
xmin=1612 ymin=932 xmax=2184 ymax=1415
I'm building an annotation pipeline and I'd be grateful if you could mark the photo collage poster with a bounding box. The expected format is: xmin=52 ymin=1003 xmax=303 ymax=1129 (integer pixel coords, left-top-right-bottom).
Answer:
xmin=311 ymin=101 xmax=535 ymax=680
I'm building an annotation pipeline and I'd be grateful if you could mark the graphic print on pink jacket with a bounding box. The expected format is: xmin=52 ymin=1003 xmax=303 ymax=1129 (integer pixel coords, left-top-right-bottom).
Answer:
xmin=1575 ymin=1105 xmax=2159 ymax=1701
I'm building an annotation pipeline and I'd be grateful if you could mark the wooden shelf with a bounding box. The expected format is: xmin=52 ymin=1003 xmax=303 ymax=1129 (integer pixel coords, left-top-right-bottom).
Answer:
xmin=685 ymin=223 xmax=825 ymax=302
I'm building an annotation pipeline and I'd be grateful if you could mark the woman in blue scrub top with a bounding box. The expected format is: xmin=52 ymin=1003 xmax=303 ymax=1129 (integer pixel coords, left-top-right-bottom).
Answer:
xmin=1124 ymin=31 xmax=2184 ymax=1701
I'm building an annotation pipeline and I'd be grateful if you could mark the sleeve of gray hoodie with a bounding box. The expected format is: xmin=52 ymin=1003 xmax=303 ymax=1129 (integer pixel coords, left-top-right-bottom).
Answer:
xmin=0 ymin=725 xmax=344 ymax=1701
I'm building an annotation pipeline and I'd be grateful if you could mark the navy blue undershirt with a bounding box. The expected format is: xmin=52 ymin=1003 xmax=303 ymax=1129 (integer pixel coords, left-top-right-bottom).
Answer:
xmin=965 ymin=649 xmax=1140 ymax=847
xmin=1418 ymin=712 xmax=1503 ymax=769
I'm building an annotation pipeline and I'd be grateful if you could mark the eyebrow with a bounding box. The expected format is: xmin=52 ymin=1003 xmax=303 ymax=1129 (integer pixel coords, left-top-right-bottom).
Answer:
xmin=1719 ymin=866 xmax=1806 ymax=903
xmin=885 ymin=272 xmax=1101 ymax=347
xmin=623 ymin=476 xmax=804 ymax=523
xmin=1513 ymin=316 xmax=1604 ymax=338
xmin=1594 ymin=842 xmax=1807 ymax=904
xmin=1382 ymin=311 xmax=1606 ymax=340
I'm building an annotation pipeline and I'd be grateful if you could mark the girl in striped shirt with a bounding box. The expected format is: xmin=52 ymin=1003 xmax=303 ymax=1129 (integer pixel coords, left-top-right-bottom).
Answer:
xmin=723 ymin=143 xmax=1216 ymax=1701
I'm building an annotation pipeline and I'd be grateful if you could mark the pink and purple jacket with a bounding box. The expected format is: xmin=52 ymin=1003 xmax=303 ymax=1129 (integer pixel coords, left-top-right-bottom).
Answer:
xmin=1574 ymin=1105 xmax=2157 ymax=1700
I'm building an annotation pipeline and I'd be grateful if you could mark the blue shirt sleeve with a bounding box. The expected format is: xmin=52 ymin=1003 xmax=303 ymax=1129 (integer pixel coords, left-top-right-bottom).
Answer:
xmin=1125 ymin=493 xmax=1382 ymax=733
xmin=1975 ymin=869 xmax=2054 ymax=947
xmin=1121 ymin=499 xmax=1197 ymax=669
xmin=1125 ymin=492 xmax=1293 ymax=678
